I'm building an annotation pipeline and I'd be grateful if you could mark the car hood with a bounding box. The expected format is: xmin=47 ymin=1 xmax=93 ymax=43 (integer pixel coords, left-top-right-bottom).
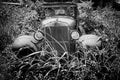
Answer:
xmin=41 ymin=16 xmax=75 ymax=27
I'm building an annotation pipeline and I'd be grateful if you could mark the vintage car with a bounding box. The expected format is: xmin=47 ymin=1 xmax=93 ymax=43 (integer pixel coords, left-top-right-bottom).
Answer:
xmin=11 ymin=0 xmax=102 ymax=58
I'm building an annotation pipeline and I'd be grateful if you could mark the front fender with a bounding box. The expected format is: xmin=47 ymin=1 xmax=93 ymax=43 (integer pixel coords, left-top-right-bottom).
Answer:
xmin=12 ymin=35 xmax=38 ymax=51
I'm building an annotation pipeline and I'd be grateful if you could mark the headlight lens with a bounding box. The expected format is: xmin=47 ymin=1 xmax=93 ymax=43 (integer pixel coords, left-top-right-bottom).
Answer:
xmin=34 ymin=31 xmax=44 ymax=40
xmin=71 ymin=31 xmax=80 ymax=40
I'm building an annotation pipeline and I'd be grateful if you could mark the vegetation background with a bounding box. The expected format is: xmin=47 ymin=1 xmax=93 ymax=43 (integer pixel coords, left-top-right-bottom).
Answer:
xmin=0 ymin=0 xmax=120 ymax=80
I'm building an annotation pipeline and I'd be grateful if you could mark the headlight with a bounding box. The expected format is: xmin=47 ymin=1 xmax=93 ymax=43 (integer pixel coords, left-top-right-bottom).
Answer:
xmin=34 ymin=31 xmax=44 ymax=41
xmin=71 ymin=31 xmax=80 ymax=40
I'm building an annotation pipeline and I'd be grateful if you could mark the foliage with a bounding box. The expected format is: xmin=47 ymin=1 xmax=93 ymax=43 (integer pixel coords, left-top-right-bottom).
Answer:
xmin=0 ymin=0 xmax=120 ymax=80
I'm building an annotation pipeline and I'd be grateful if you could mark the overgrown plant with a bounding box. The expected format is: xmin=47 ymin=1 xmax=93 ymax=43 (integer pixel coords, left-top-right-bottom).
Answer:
xmin=0 ymin=0 xmax=120 ymax=80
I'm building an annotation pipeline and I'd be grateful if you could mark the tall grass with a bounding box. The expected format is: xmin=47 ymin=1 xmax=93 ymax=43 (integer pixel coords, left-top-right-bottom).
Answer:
xmin=0 ymin=2 xmax=120 ymax=80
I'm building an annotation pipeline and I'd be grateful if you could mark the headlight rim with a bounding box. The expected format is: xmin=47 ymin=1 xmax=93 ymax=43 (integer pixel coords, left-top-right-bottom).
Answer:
xmin=34 ymin=30 xmax=44 ymax=41
xmin=71 ymin=30 xmax=80 ymax=40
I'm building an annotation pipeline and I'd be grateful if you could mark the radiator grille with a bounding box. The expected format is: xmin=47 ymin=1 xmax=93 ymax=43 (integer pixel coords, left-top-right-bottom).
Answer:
xmin=44 ymin=26 xmax=70 ymax=53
